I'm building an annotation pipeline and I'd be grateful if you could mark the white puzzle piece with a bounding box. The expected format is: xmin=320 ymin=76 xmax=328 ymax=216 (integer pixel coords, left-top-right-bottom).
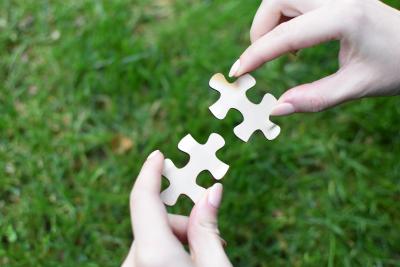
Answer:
xmin=209 ymin=73 xmax=281 ymax=142
xmin=161 ymin=133 xmax=229 ymax=206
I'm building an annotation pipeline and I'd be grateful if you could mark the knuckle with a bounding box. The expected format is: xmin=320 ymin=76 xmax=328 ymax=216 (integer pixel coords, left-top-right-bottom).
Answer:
xmin=197 ymin=220 xmax=220 ymax=235
xmin=271 ymin=21 xmax=292 ymax=39
xmin=338 ymin=0 xmax=367 ymax=30
xmin=307 ymin=93 xmax=327 ymax=112
xmin=249 ymin=25 xmax=262 ymax=42
xmin=271 ymin=22 xmax=298 ymax=52
xmin=249 ymin=28 xmax=258 ymax=43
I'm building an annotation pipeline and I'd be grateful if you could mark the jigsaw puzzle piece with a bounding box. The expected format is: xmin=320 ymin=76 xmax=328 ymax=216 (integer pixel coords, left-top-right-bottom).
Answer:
xmin=160 ymin=133 xmax=229 ymax=206
xmin=161 ymin=159 xmax=181 ymax=205
xmin=184 ymin=183 xmax=206 ymax=204
xmin=161 ymin=180 xmax=206 ymax=206
xmin=259 ymin=94 xmax=281 ymax=140
xmin=177 ymin=133 xmax=229 ymax=178
xmin=208 ymin=73 xmax=230 ymax=119
xmin=261 ymin=122 xmax=281 ymax=141
xmin=209 ymin=73 xmax=281 ymax=142
xmin=209 ymin=73 xmax=255 ymax=119
xmin=177 ymin=134 xmax=197 ymax=154
xmin=209 ymin=73 xmax=256 ymax=93
xmin=203 ymin=133 xmax=229 ymax=179
xmin=205 ymin=133 xmax=225 ymax=152
xmin=233 ymin=117 xmax=280 ymax=142
xmin=233 ymin=122 xmax=254 ymax=142
xmin=163 ymin=158 xmax=178 ymax=174
xmin=233 ymin=93 xmax=281 ymax=142
xmin=234 ymin=74 xmax=256 ymax=91
xmin=160 ymin=185 xmax=180 ymax=206
xmin=162 ymin=159 xmax=202 ymax=206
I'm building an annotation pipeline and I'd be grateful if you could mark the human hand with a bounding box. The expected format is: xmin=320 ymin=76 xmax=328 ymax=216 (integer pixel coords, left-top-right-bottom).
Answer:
xmin=121 ymin=150 xmax=232 ymax=267
xmin=229 ymin=0 xmax=400 ymax=116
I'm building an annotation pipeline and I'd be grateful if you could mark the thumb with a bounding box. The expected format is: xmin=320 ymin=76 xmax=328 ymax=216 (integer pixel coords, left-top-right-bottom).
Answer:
xmin=271 ymin=66 xmax=367 ymax=116
xmin=188 ymin=183 xmax=232 ymax=267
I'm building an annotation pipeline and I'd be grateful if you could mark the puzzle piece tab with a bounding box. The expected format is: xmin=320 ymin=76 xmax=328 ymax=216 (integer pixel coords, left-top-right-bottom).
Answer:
xmin=161 ymin=133 xmax=229 ymax=206
xmin=209 ymin=73 xmax=281 ymax=142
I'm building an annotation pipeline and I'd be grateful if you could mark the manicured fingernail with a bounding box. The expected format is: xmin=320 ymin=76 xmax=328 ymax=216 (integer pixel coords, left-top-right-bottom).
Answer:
xmin=229 ymin=59 xmax=241 ymax=77
xmin=147 ymin=150 xmax=160 ymax=160
xmin=271 ymin=103 xmax=295 ymax=116
xmin=208 ymin=183 xmax=223 ymax=208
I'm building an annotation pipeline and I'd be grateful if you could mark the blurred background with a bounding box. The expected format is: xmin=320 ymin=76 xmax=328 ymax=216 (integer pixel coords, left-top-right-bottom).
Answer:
xmin=1 ymin=0 xmax=399 ymax=266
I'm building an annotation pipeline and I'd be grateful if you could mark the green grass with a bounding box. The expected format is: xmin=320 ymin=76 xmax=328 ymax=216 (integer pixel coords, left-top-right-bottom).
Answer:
xmin=1 ymin=0 xmax=400 ymax=266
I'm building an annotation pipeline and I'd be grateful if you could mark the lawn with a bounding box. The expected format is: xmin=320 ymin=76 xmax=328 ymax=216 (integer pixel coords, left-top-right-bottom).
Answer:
xmin=1 ymin=0 xmax=399 ymax=266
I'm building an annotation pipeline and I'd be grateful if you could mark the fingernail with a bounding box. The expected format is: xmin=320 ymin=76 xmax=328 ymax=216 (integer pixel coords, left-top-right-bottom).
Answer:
xmin=147 ymin=150 xmax=160 ymax=160
xmin=229 ymin=59 xmax=241 ymax=77
xmin=271 ymin=103 xmax=295 ymax=116
xmin=208 ymin=183 xmax=223 ymax=208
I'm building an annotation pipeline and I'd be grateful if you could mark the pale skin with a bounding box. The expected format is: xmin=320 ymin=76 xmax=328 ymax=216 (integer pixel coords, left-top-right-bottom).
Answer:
xmin=123 ymin=0 xmax=400 ymax=265
xmin=122 ymin=150 xmax=232 ymax=267
xmin=230 ymin=0 xmax=400 ymax=116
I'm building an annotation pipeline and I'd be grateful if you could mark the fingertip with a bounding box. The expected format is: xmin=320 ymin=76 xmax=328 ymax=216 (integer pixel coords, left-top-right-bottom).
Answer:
xmin=190 ymin=183 xmax=223 ymax=225
xmin=228 ymin=59 xmax=241 ymax=78
xmin=146 ymin=149 xmax=164 ymax=162
xmin=134 ymin=150 xmax=165 ymax=193
xmin=272 ymin=71 xmax=349 ymax=114
xmin=271 ymin=102 xmax=295 ymax=116
xmin=208 ymin=183 xmax=223 ymax=209
xmin=143 ymin=150 xmax=164 ymax=170
xmin=249 ymin=30 xmax=260 ymax=44
xmin=147 ymin=149 xmax=161 ymax=160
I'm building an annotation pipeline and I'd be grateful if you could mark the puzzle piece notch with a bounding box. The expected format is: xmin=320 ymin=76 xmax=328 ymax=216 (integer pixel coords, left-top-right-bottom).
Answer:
xmin=209 ymin=73 xmax=281 ymax=142
xmin=161 ymin=133 xmax=229 ymax=206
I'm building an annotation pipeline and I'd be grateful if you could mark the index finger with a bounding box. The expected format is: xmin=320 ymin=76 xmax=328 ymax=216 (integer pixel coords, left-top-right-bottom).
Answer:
xmin=234 ymin=6 xmax=343 ymax=77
